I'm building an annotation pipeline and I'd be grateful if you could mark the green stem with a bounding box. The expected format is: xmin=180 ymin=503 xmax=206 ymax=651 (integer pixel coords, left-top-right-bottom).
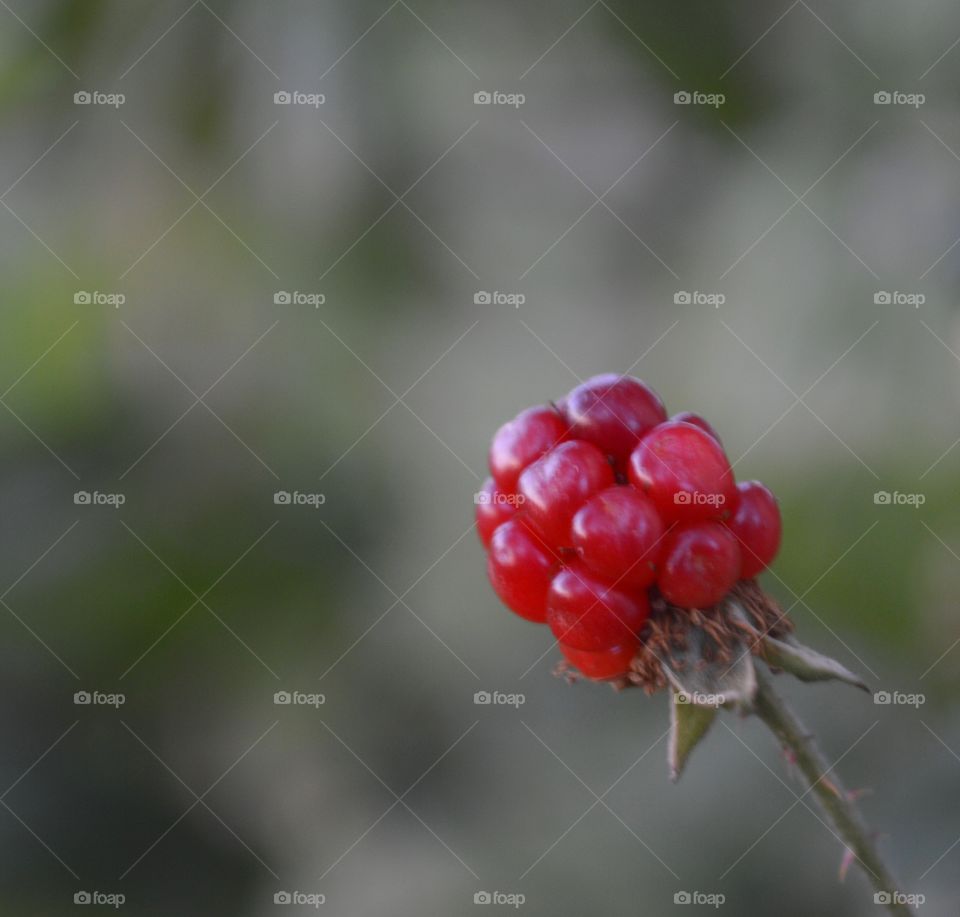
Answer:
xmin=752 ymin=667 xmax=912 ymax=916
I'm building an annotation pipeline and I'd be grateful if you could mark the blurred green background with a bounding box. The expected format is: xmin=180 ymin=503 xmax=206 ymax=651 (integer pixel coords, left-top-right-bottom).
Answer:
xmin=1 ymin=1 xmax=958 ymax=914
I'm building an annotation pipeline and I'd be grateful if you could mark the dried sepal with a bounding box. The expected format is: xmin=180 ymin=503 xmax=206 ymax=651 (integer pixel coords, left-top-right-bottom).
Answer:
xmin=725 ymin=599 xmax=869 ymax=692
xmin=761 ymin=633 xmax=870 ymax=693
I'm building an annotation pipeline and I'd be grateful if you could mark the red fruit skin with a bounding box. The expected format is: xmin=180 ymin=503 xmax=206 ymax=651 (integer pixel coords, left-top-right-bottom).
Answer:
xmin=571 ymin=486 xmax=665 ymax=589
xmin=486 ymin=520 xmax=557 ymax=623
xmin=489 ymin=405 xmax=566 ymax=491
xmin=562 ymin=374 xmax=667 ymax=465
xmin=657 ymin=522 xmax=741 ymax=609
xmin=518 ymin=440 xmax=614 ymax=549
xmin=560 ymin=642 xmax=638 ymax=680
xmin=670 ymin=411 xmax=722 ymax=446
xmin=628 ymin=421 xmax=736 ymax=523
xmin=726 ymin=480 xmax=781 ymax=578
xmin=475 ymin=477 xmax=519 ymax=548
xmin=546 ymin=564 xmax=650 ymax=650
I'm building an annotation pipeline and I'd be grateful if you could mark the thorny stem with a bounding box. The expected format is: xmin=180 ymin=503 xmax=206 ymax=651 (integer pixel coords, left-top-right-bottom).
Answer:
xmin=752 ymin=667 xmax=912 ymax=916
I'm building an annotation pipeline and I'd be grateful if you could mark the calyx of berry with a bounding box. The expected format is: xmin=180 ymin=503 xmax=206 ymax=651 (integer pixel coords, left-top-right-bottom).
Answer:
xmin=656 ymin=592 xmax=869 ymax=781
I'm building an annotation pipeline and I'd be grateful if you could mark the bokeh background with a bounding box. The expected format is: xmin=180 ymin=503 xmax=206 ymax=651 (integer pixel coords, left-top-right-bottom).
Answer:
xmin=1 ymin=1 xmax=959 ymax=914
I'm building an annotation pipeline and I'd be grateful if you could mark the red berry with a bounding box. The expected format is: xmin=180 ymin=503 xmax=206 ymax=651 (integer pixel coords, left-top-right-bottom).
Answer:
xmin=518 ymin=440 xmax=614 ymax=549
xmin=628 ymin=421 xmax=736 ymax=523
xmin=657 ymin=522 xmax=741 ymax=609
xmin=670 ymin=411 xmax=722 ymax=446
xmin=475 ymin=477 xmax=519 ymax=548
xmin=726 ymin=480 xmax=781 ymax=578
xmin=560 ymin=641 xmax=638 ymax=680
xmin=562 ymin=374 xmax=666 ymax=464
xmin=486 ymin=520 xmax=558 ymax=622
xmin=571 ymin=487 xmax=664 ymax=589
xmin=546 ymin=564 xmax=650 ymax=650
xmin=489 ymin=405 xmax=566 ymax=491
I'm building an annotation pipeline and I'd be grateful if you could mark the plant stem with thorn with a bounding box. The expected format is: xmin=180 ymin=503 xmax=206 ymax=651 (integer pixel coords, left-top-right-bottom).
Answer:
xmin=753 ymin=667 xmax=912 ymax=916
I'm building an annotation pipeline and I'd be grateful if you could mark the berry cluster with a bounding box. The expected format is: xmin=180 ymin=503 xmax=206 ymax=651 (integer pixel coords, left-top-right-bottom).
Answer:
xmin=476 ymin=375 xmax=782 ymax=681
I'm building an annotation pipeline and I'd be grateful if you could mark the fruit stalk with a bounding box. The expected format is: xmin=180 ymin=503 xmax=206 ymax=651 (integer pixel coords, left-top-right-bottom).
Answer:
xmin=752 ymin=667 xmax=911 ymax=915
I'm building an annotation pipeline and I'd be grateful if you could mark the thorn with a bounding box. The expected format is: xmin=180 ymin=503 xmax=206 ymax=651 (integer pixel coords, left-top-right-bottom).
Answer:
xmin=847 ymin=787 xmax=873 ymax=802
xmin=819 ymin=776 xmax=842 ymax=798
xmin=839 ymin=846 xmax=855 ymax=882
